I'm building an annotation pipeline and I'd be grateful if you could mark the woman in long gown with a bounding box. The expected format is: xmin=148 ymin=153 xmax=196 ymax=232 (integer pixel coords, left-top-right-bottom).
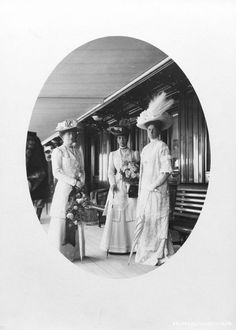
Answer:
xmin=134 ymin=92 xmax=175 ymax=266
xmin=48 ymin=119 xmax=85 ymax=261
xmin=100 ymin=120 xmax=139 ymax=254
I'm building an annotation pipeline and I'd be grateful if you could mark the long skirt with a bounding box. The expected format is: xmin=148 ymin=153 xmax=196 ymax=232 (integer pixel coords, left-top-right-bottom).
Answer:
xmin=135 ymin=190 xmax=174 ymax=265
xmin=48 ymin=180 xmax=85 ymax=261
xmin=100 ymin=189 xmax=137 ymax=253
xmin=135 ymin=229 xmax=174 ymax=265
xmin=48 ymin=217 xmax=85 ymax=261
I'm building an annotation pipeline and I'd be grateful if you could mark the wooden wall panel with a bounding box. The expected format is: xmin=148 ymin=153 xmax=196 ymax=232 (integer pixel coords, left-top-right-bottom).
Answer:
xmin=192 ymin=95 xmax=199 ymax=183
xmin=90 ymin=140 xmax=95 ymax=187
xmin=188 ymin=96 xmax=194 ymax=182
xmin=180 ymin=96 xmax=186 ymax=183
xmin=198 ymin=108 xmax=205 ymax=183
xmin=179 ymin=91 xmax=209 ymax=184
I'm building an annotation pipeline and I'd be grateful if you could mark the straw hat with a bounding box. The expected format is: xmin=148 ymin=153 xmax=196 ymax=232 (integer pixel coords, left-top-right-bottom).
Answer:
xmin=55 ymin=119 xmax=78 ymax=132
xmin=136 ymin=92 xmax=174 ymax=130
xmin=107 ymin=119 xmax=130 ymax=136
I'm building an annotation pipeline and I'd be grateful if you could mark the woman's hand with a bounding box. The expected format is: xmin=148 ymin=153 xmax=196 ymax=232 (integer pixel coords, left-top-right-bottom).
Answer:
xmin=75 ymin=180 xmax=83 ymax=189
xmin=148 ymin=184 xmax=158 ymax=192
xmin=148 ymin=173 xmax=170 ymax=192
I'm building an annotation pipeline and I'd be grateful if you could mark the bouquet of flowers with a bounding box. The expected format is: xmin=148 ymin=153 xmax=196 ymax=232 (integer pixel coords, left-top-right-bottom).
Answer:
xmin=120 ymin=161 xmax=140 ymax=198
xmin=63 ymin=187 xmax=90 ymax=247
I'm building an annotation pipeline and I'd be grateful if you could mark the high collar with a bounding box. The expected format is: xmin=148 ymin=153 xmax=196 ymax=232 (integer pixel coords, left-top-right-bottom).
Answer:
xmin=150 ymin=138 xmax=159 ymax=143
xmin=63 ymin=143 xmax=75 ymax=149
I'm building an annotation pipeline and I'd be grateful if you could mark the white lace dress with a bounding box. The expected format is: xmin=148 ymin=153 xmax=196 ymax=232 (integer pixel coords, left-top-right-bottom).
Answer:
xmin=100 ymin=148 xmax=139 ymax=253
xmin=48 ymin=144 xmax=85 ymax=261
xmin=135 ymin=139 xmax=174 ymax=265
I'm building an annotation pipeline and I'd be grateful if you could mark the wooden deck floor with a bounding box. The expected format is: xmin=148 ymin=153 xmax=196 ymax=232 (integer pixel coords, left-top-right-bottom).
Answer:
xmin=40 ymin=211 xmax=178 ymax=279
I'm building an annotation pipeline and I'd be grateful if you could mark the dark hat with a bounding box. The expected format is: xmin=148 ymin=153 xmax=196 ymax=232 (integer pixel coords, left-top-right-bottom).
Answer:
xmin=107 ymin=119 xmax=130 ymax=136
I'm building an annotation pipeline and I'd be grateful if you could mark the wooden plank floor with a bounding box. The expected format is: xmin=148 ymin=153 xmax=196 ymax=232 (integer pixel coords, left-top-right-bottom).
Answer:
xmin=40 ymin=210 xmax=179 ymax=279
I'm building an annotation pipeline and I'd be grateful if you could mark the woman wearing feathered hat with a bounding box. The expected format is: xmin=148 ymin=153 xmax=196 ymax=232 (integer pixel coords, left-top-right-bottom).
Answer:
xmin=48 ymin=119 xmax=85 ymax=261
xmin=131 ymin=92 xmax=175 ymax=266
xmin=100 ymin=119 xmax=140 ymax=254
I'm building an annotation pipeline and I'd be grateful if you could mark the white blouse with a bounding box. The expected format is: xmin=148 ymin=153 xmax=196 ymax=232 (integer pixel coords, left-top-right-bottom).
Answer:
xmin=108 ymin=148 xmax=140 ymax=187
xmin=51 ymin=144 xmax=85 ymax=187
xmin=139 ymin=139 xmax=172 ymax=196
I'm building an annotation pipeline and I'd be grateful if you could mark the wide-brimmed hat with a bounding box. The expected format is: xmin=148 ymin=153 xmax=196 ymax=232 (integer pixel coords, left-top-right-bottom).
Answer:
xmin=55 ymin=119 xmax=78 ymax=132
xmin=136 ymin=92 xmax=174 ymax=130
xmin=107 ymin=119 xmax=130 ymax=136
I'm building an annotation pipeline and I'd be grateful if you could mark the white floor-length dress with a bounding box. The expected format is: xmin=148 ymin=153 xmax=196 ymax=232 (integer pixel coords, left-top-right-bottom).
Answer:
xmin=48 ymin=144 xmax=85 ymax=261
xmin=100 ymin=148 xmax=139 ymax=253
xmin=135 ymin=139 xmax=174 ymax=265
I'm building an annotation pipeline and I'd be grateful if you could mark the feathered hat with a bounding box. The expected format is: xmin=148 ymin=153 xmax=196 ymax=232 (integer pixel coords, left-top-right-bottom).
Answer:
xmin=136 ymin=92 xmax=174 ymax=130
xmin=107 ymin=118 xmax=130 ymax=136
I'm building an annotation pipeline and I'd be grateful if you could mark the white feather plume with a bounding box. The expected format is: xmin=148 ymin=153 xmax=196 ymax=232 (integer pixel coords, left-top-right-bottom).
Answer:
xmin=148 ymin=92 xmax=174 ymax=117
xmin=136 ymin=91 xmax=174 ymax=129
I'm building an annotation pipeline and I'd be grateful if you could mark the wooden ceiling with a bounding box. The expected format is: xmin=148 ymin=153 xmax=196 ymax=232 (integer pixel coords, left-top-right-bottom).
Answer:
xmin=29 ymin=36 xmax=168 ymax=141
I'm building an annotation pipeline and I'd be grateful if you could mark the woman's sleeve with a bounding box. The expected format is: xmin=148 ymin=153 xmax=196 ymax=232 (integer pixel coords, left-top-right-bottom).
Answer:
xmin=138 ymin=152 xmax=143 ymax=193
xmin=133 ymin=150 xmax=140 ymax=163
xmin=78 ymin=146 xmax=85 ymax=185
xmin=51 ymin=148 xmax=77 ymax=186
xmin=108 ymin=152 xmax=116 ymax=186
xmin=148 ymin=145 xmax=172 ymax=190
xmin=159 ymin=145 xmax=172 ymax=174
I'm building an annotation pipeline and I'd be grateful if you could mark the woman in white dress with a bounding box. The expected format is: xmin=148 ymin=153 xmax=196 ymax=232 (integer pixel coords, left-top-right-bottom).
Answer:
xmin=100 ymin=120 xmax=139 ymax=254
xmin=48 ymin=119 xmax=85 ymax=261
xmin=134 ymin=92 xmax=175 ymax=266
